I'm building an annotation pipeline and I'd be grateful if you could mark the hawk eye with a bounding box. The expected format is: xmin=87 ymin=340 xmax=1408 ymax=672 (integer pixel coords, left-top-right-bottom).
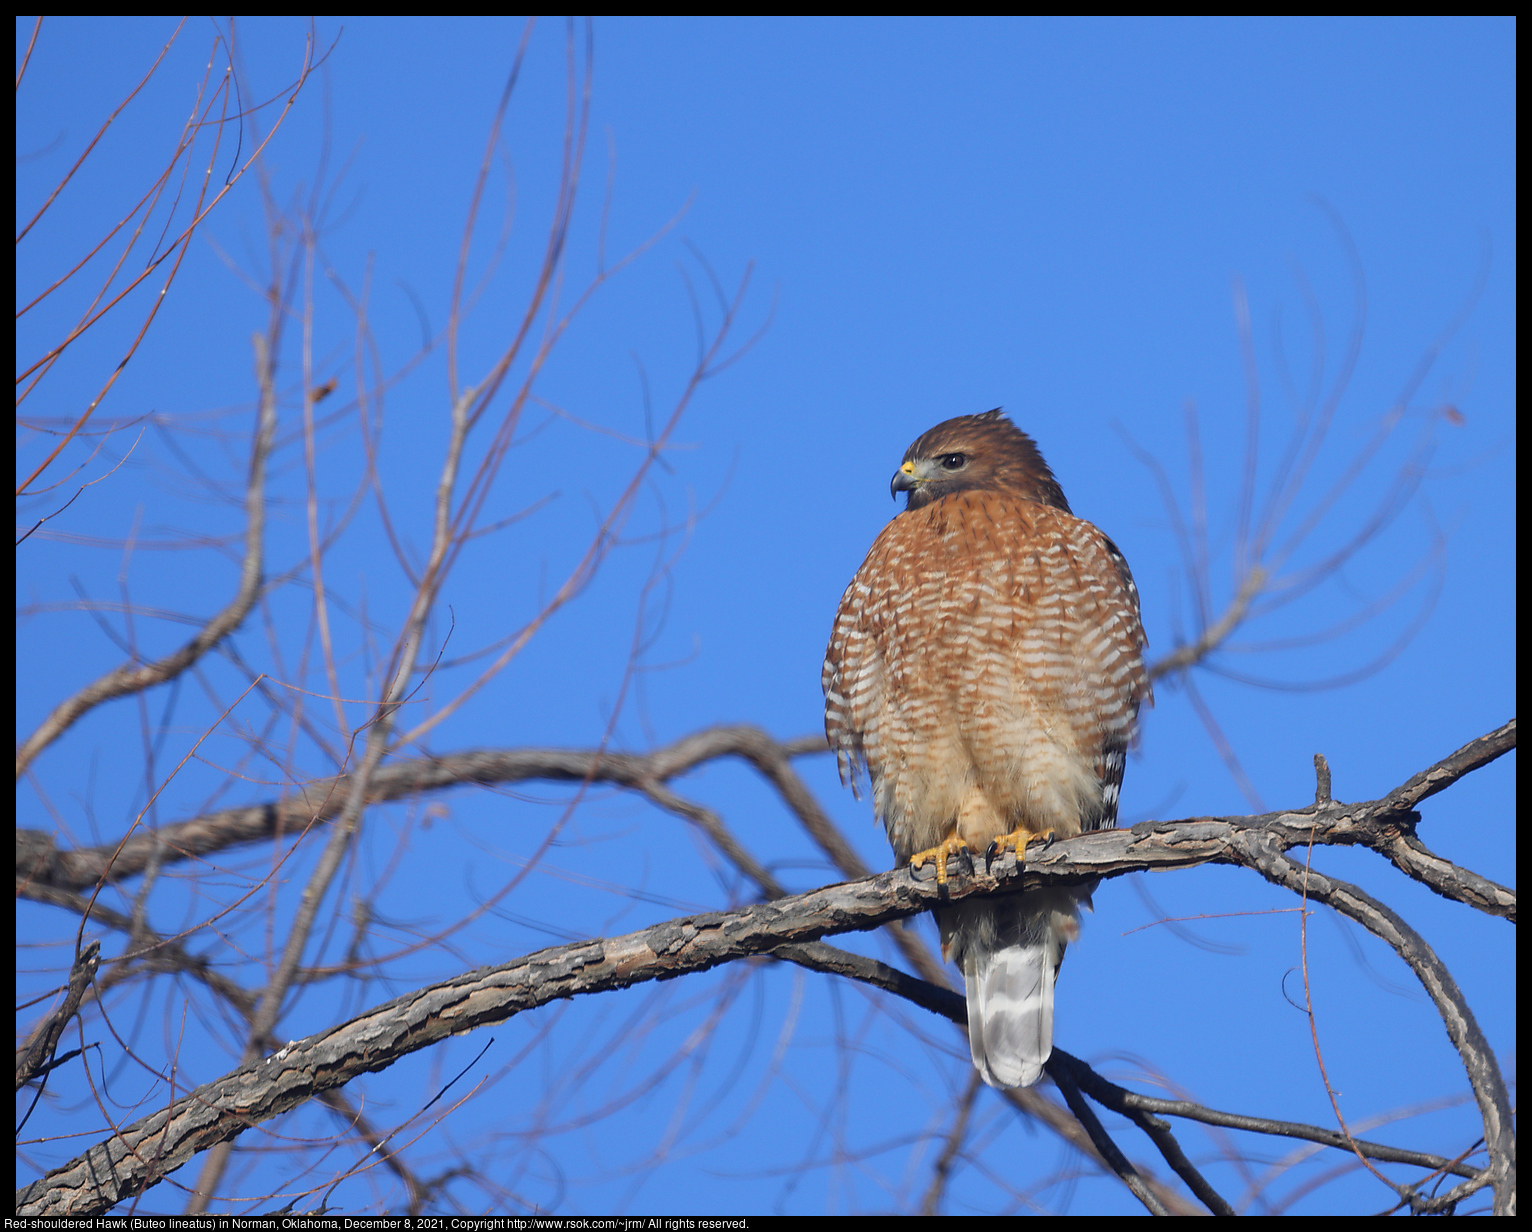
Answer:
xmin=940 ymin=453 xmax=967 ymax=471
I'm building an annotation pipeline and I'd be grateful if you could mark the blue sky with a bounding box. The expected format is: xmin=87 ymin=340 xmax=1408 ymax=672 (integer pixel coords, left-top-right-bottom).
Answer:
xmin=17 ymin=17 xmax=1514 ymax=1215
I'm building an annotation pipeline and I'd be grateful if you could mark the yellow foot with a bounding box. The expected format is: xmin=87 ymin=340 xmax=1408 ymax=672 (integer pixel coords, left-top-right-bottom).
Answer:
xmin=988 ymin=825 xmax=1055 ymax=863
xmin=911 ymin=834 xmax=973 ymax=885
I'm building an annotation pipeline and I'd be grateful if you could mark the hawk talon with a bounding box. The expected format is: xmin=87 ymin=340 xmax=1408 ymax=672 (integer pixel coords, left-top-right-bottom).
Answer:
xmin=988 ymin=826 xmax=1056 ymax=865
xmin=910 ymin=835 xmax=973 ymax=886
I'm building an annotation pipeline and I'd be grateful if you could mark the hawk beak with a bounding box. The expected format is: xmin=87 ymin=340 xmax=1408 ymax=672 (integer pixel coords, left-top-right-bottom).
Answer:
xmin=891 ymin=460 xmax=920 ymax=499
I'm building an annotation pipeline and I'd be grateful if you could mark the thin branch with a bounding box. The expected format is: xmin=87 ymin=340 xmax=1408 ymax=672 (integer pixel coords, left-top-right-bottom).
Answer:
xmin=21 ymin=724 xmax=1515 ymax=931
xmin=772 ymin=942 xmax=1203 ymax=1214
xmin=15 ymin=941 xmax=100 ymax=1090
xmin=919 ymin=1068 xmax=982 ymax=1215
xmin=1048 ymin=1050 xmax=1236 ymax=1215
xmin=1053 ymin=1063 xmax=1169 ymax=1214
xmin=1233 ymin=833 xmax=1515 ymax=1215
xmin=16 ymin=334 xmax=280 ymax=778
xmin=17 ymin=727 xmax=828 ymax=891
xmin=17 ymin=28 xmax=322 ymax=492
xmin=1073 ymin=1072 xmax=1481 ymax=1184
xmin=1149 ymin=564 xmax=1266 ymax=683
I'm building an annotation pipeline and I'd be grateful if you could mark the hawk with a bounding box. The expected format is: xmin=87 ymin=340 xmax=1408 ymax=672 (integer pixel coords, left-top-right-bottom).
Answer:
xmin=823 ymin=410 xmax=1150 ymax=1088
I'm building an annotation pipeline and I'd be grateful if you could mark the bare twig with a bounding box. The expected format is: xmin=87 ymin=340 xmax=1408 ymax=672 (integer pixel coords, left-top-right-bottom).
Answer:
xmin=16 ymin=25 xmax=321 ymax=493
xmin=920 ymin=1068 xmax=982 ymax=1215
xmin=1234 ymin=834 xmax=1514 ymax=1215
xmin=16 ymin=336 xmax=280 ymax=778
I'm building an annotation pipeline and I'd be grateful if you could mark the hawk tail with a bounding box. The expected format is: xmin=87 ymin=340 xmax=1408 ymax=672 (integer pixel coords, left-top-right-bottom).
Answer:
xmin=942 ymin=889 xmax=1086 ymax=1089
xmin=964 ymin=936 xmax=1059 ymax=1089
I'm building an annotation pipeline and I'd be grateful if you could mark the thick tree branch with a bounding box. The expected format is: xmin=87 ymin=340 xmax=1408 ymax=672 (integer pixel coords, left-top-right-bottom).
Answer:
xmin=19 ymin=725 xmax=1513 ymax=1214
xmin=17 ymin=861 xmax=955 ymax=1214
xmin=1380 ymin=717 xmax=1514 ymax=811
xmin=14 ymin=888 xmax=435 ymax=1213
xmin=18 ymin=722 xmax=1513 ymax=932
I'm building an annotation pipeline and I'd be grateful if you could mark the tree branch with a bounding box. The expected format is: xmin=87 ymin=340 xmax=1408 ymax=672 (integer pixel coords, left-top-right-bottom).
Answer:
xmin=15 ymin=727 xmax=828 ymax=891
xmin=19 ymin=724 xmax=1513 ymax=1214
xmin=15 ymin=334 xmax=279 ymax=779
xmin=1053 ymin=1062 xmax=1170 ymax=1214
xmin=1233 ymin=832 xmax=1515 ymax=1215
xmin=20 ymin=721 xmax=1514 ymax=929
xmin=15 ymin=941 xmax=99 ymax=1091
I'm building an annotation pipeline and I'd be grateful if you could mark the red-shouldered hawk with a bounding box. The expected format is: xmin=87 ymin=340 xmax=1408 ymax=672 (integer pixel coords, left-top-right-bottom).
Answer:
xmin=823 ymin=409 xmax=1150 ymax=1089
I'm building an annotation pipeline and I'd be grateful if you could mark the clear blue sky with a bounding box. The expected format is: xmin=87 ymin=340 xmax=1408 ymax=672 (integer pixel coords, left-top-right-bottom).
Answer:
xmin=17 ymin=17 xmax=1514 ymax=1215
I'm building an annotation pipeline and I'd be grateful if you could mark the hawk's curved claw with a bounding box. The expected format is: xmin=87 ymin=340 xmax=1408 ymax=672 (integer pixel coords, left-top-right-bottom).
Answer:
xmin=988 ymin=825 xmax=1056 ymax=864
xmin=911 ymin=834 xmax=973 ymax=885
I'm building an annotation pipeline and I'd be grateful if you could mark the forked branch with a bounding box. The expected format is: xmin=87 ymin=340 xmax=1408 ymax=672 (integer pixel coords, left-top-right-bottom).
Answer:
xmin=17 ymin=722 xmax=1514 ymax=1215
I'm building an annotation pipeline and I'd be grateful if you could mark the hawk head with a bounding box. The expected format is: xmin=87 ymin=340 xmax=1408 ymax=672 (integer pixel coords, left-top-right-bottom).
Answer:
xmin=891 ymin=409 xmax=1071 ymax=513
